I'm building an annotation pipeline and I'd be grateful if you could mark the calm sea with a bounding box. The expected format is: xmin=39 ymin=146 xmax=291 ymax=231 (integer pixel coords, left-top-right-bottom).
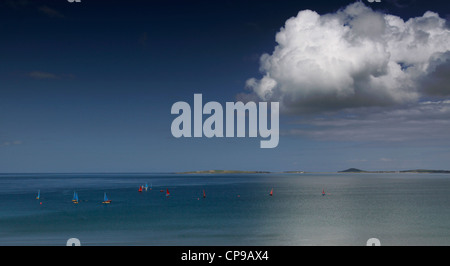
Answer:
xmin=0 ymin=173 xmax=449 ymax=246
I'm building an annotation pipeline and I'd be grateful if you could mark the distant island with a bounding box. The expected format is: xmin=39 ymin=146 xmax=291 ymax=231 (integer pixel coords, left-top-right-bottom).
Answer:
xmin=339 ymin=168 xmax=450 ymax=174
xmin=339 ymin=168 xmax=365 ymax=173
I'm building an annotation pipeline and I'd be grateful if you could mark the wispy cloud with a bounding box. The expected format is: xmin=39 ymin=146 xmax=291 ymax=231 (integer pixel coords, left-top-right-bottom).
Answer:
xmin=284 ymin=101 xmax=450 ymax=143
xmin=28 ymin=71 xmax=58 ymax=80
xmin=3 ymin=1 xmax=65 ymax=19
xmin=385 ymin=0 xmax=417 ymax=8
xmin=0 ymin=140 xmax=23 ymax=147
xmin=139 ymin=32 xmax=148 ymax=47
xmin=3 ymin=0 xmax=30 ymax=9
xmin=28 ymin=71 xmax=75 ymax=80
xmin=38 ymin=5 xmax=65 ymax=18
xmin=347 ymin=159 xmax=368 ymax=163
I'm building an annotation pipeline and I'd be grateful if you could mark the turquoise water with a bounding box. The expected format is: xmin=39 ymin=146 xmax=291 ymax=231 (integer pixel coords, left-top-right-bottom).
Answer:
xmin=0 ymin=173 xmax=449 ymax=246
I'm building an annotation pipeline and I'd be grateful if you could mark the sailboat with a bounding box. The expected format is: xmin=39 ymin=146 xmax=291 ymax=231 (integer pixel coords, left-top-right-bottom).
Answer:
xmin=166 ymin=189 xmax=170 ymax=197
xmin=144 ymin=183 xmax=149 ymax=191
xmin=36 ymin=190 xmax=40 ymax=200
xmin=322 ymin=189 xmax=326 ymax=196
xmin=102 ymin=193 xmax=112 ymax=204
xmin=269 ymin=188 xmax=273 ymax=197
xmin=203 ymin=189 xmax=206 ymax=199
xmin=72 ymin=192 xmax=79 ymax=204
xmin=138 ymin=186 xmax=143 ymax=193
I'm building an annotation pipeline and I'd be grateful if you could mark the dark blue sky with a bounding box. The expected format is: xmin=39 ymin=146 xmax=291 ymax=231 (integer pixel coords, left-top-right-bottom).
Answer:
xmin=1 ymin=0 xmax=450 ymax=173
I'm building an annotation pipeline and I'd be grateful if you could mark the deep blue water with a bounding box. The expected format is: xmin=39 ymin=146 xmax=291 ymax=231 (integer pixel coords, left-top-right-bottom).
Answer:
xmin=0 ymin=173 xmax=449 ymax=246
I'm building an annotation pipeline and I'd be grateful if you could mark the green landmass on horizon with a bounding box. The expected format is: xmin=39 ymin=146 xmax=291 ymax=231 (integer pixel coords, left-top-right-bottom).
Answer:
xmin=339 ymin=168 xmax=450 ymax=174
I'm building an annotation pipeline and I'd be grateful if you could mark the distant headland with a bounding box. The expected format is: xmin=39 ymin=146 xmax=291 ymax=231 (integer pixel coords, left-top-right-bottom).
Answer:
xmin=339 ymin=168 xmax=450 ymax=174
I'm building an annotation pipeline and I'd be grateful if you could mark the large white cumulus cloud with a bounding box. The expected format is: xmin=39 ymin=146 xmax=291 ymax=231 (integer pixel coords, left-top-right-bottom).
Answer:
xmin=242 ymin=2 xmax=450 ymax=113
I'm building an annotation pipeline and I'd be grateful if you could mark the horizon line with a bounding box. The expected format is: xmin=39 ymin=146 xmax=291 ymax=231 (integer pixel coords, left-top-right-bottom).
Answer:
xmin=1 ymin=168 xmax=449 ymax=175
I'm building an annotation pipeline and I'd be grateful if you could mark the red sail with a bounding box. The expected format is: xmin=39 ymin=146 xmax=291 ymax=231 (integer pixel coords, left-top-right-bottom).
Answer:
xmin=203 ymin=190 xmax=206 ymax=198
xmin=166 ymin=189 xmax=170 ymax=197
xmin=269 ymin=188 xmax=273 ymax=196
xmin=138 ymin=186 xmax=143 ymax=192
